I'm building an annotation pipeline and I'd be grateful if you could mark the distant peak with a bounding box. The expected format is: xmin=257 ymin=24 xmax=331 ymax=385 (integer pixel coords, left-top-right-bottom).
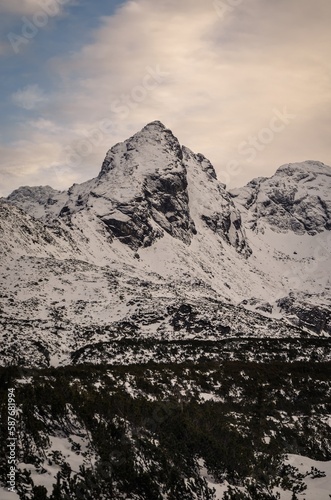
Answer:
xmin=7 ymin=185 xmax=60 ymax=200
xmin=142 ymin=120 xmax=167 ymax=130
xmin=275 ymin=161 xmax=330 ymax=176
xmin=138 ymin=121 xmax=171 ymax=138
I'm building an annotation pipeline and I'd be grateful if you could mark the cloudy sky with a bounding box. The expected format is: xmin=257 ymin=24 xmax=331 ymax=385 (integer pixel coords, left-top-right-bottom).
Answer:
xmin=0 ymin=0 xmax=330 ymax=196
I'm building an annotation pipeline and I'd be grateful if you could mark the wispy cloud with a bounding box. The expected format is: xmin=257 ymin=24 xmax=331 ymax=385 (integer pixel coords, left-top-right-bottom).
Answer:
xmin=1 ymin=0 xmax=330 ymax=196
xmin=11 ymin=84 xmax=47 ymax=110
xmin=0 ymin=0 xmax=44 ymax=15
xmin=0 ymin=139 xmax=66 ymax=195
xmin=29 ymin=118 xmax=62 ymax=133
xmin=0 ymin=0 xmax=72 ymax=15
xmin=0 ymin=42 xmax=10 ymax=55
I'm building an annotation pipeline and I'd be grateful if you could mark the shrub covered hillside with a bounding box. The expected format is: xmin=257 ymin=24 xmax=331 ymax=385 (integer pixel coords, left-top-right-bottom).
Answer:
xmin=1 ymin=361 xmax=330 ymax=499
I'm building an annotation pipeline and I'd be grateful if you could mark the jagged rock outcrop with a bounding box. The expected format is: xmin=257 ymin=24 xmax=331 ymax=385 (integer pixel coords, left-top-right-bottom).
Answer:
xmin=230 ymin=161 xmax=331 ymax=234
xmin=182 ymin=145 xmax=251 ymax=257
xmin=277 ymin=294 xmax=331 ymax=335
xmin=4 ymin=121 xmax=249 ymax=254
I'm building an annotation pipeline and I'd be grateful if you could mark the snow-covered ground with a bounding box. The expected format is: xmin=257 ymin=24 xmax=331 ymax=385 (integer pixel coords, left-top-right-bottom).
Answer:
xmin=201 ymin=454 xmax=331 ymax=499
xmin=0 ymin=430 xmax=95 ymax=499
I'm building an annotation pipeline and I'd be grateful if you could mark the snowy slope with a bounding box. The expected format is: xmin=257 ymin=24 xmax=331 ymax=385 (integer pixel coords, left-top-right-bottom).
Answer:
xmin=230 ymin=161 xmax=331 ymax=332
xmin=1 ymin=122 xmax=330 ymax=366
xmin=202 ymin=454 xmax=331 ymax=500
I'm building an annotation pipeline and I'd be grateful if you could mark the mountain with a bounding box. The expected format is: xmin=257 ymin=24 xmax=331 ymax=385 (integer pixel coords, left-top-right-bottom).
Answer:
xmin=1 ymin=121 xmax=330 ymax=367
xmin=1 ymin=121 xmax=331 ymax=500
xmin=230 ymin=161 xmax=331 ymax=335
xmin=230 ymin=161 xmax=331 ymax=234
xmin=5 ymin=121 xmax=249 ymax=253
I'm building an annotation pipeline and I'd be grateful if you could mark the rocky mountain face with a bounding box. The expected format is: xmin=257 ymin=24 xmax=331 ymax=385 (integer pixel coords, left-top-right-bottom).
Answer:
xmin=230 ymin=161 xmax=331 ymax=337
xmin=1 ymin=121 xmax=331 ymax=500
xmin=230 ymin=161 xmax=331 ymax=234
xmin=6 ymin=122 xmax=248 ymax=255
xmin=1 ymin=121 xmax=330 ymax=368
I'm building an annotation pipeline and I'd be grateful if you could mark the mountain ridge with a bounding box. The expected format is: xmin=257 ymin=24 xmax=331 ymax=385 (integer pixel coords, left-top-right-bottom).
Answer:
xmin=0 ymin=121 xmax=330 ymax=367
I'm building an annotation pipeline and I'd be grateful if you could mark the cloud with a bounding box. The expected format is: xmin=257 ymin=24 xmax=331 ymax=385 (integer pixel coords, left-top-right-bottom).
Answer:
xmin=0 ymin=0 xmax=71 ymax=15
xmin=0 ymin=0 xmax=75 ymax=58
xmin=29 ymin=118 xmax=62 ymax=133
xmin=0 ymin=132 xmax=81 ymax=197
xmin=0 ymin=0 xmax=42 ymax=15
xmin=11 ymin=84 xmax=47 ymax=110
xmin=0 ymin=42 xmax=10 ymax=55
xmin=47 ymin=0 xmax=331 ymax=179
xmin=1 ymin=0 xmax=331 ymax=196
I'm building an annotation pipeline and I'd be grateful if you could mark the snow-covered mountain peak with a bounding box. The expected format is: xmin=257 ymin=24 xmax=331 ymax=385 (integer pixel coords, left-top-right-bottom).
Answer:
xmin=6 ymin=185 xmax=63 ymax=210
xmin=275 ymin=160 xmax=330 ymax=177
xmin=4 ymin=122 xmax=250 ymax=255
xmin=140 ymin=119 xmax=167 ymax=133
xmin=4 ymin=185 xmax=67 ymax=222
xmin=1 ymin=124 xmax=331 ymax=369
xmin=230 ymin=160 xmax=331 ymax=234
xmin=99 ymin=120 xmax=182 ymax=179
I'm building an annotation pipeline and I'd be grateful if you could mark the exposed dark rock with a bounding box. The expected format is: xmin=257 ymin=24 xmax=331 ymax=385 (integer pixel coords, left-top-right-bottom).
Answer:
xmin=201 ymin=209 xmax=251 ymax=256
xmin=231 ymin=161 xmax=331 ymax=234
xmin=277 ymin=295 xmax=331 ymax=334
